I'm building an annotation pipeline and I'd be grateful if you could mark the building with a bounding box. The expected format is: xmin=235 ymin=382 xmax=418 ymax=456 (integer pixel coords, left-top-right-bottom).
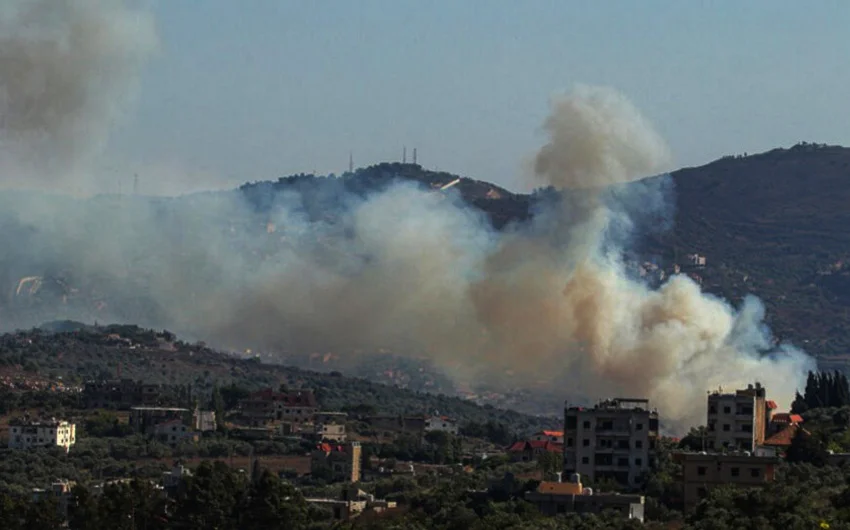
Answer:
xmin=305 ymin=485 xmax=397 ymax=521
xmin=525 ymin=473 xmax=644 ymax=521
xmin=238 ymin=388 xmax=318 ymax=427
xmin=563 ymin=398 xmax=658 ymax=488
xmin=424 ymin=416 xmax=459 ymax=435
xmin=532 ymin=430 xmax=565 ymax=444
xmin=152 ymin=419 xmax=198 ymax=445
xmin=706 ymin=383 xmax=773 ymax=451
xmin=83 ymin=379 xmax=163 ymax=409
xmin=32 ymin=479 xmax=75 ymax=518
xmin=768 ymin=412 xmax=803 ymax=435
xmin=8 ymin=417 xmax=76 ymax=452
xmin=130 ymin=407 xmax=191 ymax=433
xmin=192 ymin=409 xmax=217 ymax=432
xmin=311 ymin=442 xmax=362 ymax=483
xmin=313 ymin=412 xmax=348 ymax=442
xmin=507 ymin=440 xmax=563 ymax=463
xmin=674 ymin=452 xmax=779 ymax=511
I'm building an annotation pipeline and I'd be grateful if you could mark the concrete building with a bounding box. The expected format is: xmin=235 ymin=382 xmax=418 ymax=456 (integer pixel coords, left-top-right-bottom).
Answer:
xmin=368 ymin=415 xmax=426 ymax=437
xmin=8 ymin=417 xmax=76 ymax=452
xmin=305 ymin=485 xmax=397 ymax=521
xmin=507 ymin=440 xmax=563 ymax=463
xmin=192 ymin=409 xmax=217 ymax=432
xmin=313 ymin=412 xmax=348 ymax=442
xmin=32 ymin=479 xmax=75 ymax=518
xmin=706 ymin=383 xmax=774 ymax=452
xmin=674 ymin=451 xmax=779 ymax=511
xmin=238 ymin=388 xmax=318 ymax=426
xmin=563 ymin=398 xmax=659 ymax=488
xmin=152 ymin=419 xmax=198 ymax=445
xmin=525 ymin=473 xmax=644 ymax=522
xmin=424 ymin=416 xmax=459 ymax=435
xmin=311 ymin=442 xmax=362 ymax=483
xmin=130 ymin=406 xmax=190 ymax=433
xmin=83 ymin=379 xmax=163 ymax=409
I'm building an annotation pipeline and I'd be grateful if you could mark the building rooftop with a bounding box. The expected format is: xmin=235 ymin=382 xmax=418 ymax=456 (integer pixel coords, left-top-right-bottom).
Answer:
xmin=9 ymin=417 xmax=71 ymax=427
xmin=565 ymin=397 xmax=655 ymax=412
xmin=131 ymin=407 xmax=189 ymax=412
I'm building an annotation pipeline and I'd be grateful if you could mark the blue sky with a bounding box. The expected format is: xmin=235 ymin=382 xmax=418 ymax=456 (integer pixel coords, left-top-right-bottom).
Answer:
xmin=107 ymin=0 xmax=850 ymax=194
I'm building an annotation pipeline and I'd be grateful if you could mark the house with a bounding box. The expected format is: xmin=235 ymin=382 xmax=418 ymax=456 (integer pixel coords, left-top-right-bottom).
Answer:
xmin=32 ymin=479 xmax=75 ymax=518
xmin=525 ymin=473 xmax=644 ymax=521
xmin=192 ymin=409 xmax=217 ymax=432
xmin=311 ymin=442 xmax=362 ymax=483
xmin=8 ymin=417 xmax=76 ymax=452
xmin=152 ymin=419 xmax=198 ymax=446
xmin=507 ymin=440 xmax=563 ymax=463
xmin=706 ymin=383 xmax=773 ymax=452
xmin=532 ymin=430 xmax=564 ymax=444
xmin=305 ymin=485 xmax=397 ymax=521
xmin=563 ymin=398 xmax=659 ymax=488
xmin=83 ymin=379 xmax=164 ymax=409
xmin=130 ymin=406 xmax=190 ymax=433
xmin=674 ymin=451 xmax=779 ymax=511
xmin=768 ymin=412 xmax=803 ymax=435
xmin=313 ymin=412 xmax=348 ymax=442
xmin=424 ymin=416 xmax=459 ymax=435
xmin=238 ymin=388 xmax=319 ymax=427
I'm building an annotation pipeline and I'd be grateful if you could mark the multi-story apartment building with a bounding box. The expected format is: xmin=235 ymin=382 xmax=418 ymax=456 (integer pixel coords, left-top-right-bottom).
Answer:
xmin=8 ymin=417 xmax=76 ymax=452
xmin=675 ymin=451 xmax=779 ymax=511
xmin=706 ymin=382 xmax=774 ymax=452
xmin=563 ymin=398 xmax=659 ymax=488
xmin=239 ymin=388 xmax=318 ymax=426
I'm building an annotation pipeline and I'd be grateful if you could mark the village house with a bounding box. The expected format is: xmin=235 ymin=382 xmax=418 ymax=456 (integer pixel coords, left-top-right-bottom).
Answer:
xmin=424 ymin=415 xmax=459 ymax=435
xmin=238 ymin=388 xmax=319 ymax=427
xmin=525 ymin=473 xmax=645 ymax=522
xmin=507 ymin=440 xmax=563 ymax=463
xmin=674 ymin=451 xmax=779 ymax=511
xmin=32 ymin=479 xmax=75 ymax=518
xmin=311 ymin=441 xmax=362 ymax=483
xmin=563 ymin=398 xmax=659 ymax=488
xmin=313 ymin=411 xmax=348 ymax=442
xmin=305 ymin=485 xmax=397 ymax=521
xmin=83 ymin=379 xmax=163 ymax=409
xmin=8 ymin=417 xmax=76 ymax=452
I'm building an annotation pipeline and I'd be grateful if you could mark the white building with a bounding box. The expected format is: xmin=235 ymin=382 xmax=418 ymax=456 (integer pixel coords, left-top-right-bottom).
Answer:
xmin=563 ymin=398 xmax=659 ymax=488
xmin=424 ymin=416 xmax=459 ymax=435
xmin=8 ymin=418 xmax=76 ymax=452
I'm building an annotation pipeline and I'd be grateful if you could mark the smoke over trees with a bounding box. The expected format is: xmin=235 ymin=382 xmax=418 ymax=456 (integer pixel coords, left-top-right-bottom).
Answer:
xmin=0 ymin=2 xmax=814 ymax=433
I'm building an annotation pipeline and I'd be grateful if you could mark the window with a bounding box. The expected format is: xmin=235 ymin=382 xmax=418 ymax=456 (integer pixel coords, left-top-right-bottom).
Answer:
xmin=581 ymin=457 xmax=589 ymax=464
xmin=583 ymin=421 xmax=591 ymax=429
xmin=697 ymin=466 xmax=706 ymax=476
xmin=750 ymin=468 xmax=761 ymax=478
xmin=635 ymin=440 xmax=643 ymax=449
xmin=723 ymin=424 xmax=730 ymax=432
xmin=583 ymin=439 xmax=590 ymax=447
xmin=567 ymin=437 xmax=574 ymax=447
xmin=731 ymin=467 xmax=740 ymax=477
xmin=697 ymin=487 xmax=707 ymax=498
xmin=617 ymin=457 xmax=629 ymax=467
xmin=566 ymin=416 xmax=577 ymax=429
xmin=723 ymin=406 xmax=731 ymax=414
xmin=636 ymin=423 xmax=644 ymax=431
xmin=742 ymin=424 xmax=752 ymax=433
xmin=708 ymin=406 xmax=717 ymax=414
xmin=635 ymin=458 xmax=643 ymax=466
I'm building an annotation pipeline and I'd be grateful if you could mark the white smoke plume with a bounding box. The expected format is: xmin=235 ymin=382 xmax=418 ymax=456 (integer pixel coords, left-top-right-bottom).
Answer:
xmin=0 ymin=0 xmax=157 ymax=186
xmin=0 ymin=0 xmax=813 ymax=434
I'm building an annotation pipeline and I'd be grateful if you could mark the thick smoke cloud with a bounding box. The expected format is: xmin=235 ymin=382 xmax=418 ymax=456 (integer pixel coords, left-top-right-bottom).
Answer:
xmin=0 ymin=0 xmax=157 ymax=185
xmin=0 ymin=2 xmax=813 ymax=433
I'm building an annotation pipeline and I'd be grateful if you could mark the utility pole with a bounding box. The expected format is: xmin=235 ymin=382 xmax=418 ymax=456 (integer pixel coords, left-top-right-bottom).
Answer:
xmin=403 ymin=146 xmax=407 ymax=163
xmin=348 ymin=152 xmax=353 ymax=173
xmin=413 ymin=148 xmax=417 ymax=165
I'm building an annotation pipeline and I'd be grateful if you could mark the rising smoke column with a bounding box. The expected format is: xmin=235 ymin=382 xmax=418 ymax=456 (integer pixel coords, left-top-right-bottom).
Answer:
xmin=0 ymin=0 xmax=157 ymax=185
xmin=467 ymin=85 xmax=814 ymax=429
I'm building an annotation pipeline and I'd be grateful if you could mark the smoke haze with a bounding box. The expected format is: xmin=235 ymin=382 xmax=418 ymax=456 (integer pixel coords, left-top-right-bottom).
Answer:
xmin=0 ymin=3 xmax=814 ymax=433
xmin=0 ymin=0 xmax=157 ymax=187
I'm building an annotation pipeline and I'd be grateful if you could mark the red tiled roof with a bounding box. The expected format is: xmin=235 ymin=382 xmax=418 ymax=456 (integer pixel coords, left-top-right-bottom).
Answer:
xmin=507 ymin=441 xmax=527 ymax=452
xmin=766 ymin=400 xmax=778 ymax=410
xmin=772 ymin=413 xmax=804 ymax=424
xmin=764 ymin=424 xmax=808 ymax=447
xmin=541 ymin=430 xmax=564 ymax=437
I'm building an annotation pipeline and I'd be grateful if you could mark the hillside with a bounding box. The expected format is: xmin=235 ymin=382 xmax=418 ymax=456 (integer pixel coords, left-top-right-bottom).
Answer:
xmin=658 ymin=143 xmax=850 ymax=360
xmin=0 ymin=323 xmax=556 ymax=434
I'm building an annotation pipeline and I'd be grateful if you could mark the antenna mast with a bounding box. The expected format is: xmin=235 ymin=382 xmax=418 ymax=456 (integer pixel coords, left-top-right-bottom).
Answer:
xmin=348 ymin=152 xmax=353 ymax=173
xmin=403 ymin=146 xmax=407 ymax=164
xmin=413 ymin=148 xmax=417 ymax=165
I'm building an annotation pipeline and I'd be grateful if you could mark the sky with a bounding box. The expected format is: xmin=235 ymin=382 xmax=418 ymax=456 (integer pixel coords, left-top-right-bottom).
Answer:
xmin=103 ymin=0 xmax=850 ymax=195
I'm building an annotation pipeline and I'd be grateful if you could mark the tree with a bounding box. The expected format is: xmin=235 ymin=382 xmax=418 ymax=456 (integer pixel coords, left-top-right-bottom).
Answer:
xmin=241 ymin=470 xmax=308 ymax=530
